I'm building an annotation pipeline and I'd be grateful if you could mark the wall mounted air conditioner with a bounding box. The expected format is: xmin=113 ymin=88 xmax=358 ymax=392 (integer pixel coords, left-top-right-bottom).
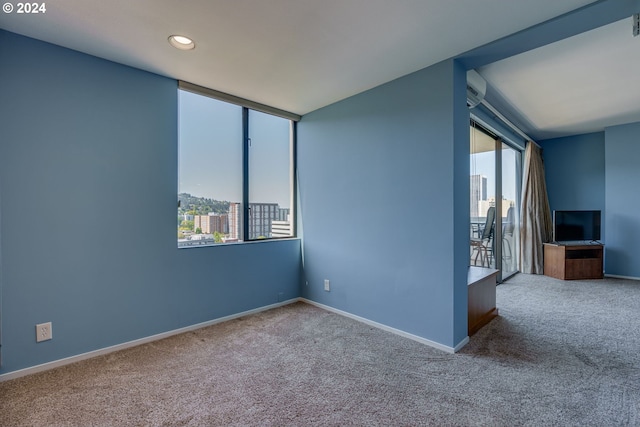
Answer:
xmin=466 ymin=70 xmax=486 ymax=108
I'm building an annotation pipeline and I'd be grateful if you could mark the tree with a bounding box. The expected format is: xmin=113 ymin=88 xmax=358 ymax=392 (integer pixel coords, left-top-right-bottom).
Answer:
xmin=178 ymin=193 xmax=230 ymax=215
xmin=195 ymin=227 xmax=202 ymax=234
xmin=180 ymin=220 xmax=194 ymax=230
xmin=213 ymin=232 xmax=224 ymax=243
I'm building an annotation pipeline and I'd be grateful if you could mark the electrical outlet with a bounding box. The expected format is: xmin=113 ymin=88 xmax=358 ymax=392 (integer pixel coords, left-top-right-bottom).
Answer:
xmin=324 ymin=279 xmax=330 ymax=291
xmin=36 ymin=322 xmax=52 ymax=342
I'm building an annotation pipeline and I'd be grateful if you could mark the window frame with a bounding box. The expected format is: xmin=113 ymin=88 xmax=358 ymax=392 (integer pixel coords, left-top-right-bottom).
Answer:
xmin=178 ymin=81 xmax=299 ymax=247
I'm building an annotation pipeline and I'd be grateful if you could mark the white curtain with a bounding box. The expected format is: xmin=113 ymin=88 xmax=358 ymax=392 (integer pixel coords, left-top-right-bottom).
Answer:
xmin=520 ymin=141 xmax=552 ymax=274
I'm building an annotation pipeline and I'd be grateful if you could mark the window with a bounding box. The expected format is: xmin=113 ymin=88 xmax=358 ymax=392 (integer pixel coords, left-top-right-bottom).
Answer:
xmin=177 ymin=87 xmax=296 ymax=247
xmin=248 ymin=110 xmax=292 ymax=239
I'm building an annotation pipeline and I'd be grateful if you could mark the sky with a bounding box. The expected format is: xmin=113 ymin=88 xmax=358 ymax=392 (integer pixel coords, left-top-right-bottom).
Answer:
xmin=178 ymin=90 xmax=291 ymax=208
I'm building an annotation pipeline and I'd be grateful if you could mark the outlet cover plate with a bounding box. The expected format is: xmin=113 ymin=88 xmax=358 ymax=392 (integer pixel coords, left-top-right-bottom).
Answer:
xmin=36 ymin=322 xmax=52 ymax=342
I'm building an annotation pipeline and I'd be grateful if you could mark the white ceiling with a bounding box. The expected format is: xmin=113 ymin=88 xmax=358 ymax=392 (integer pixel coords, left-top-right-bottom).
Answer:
xmin=0 ymin=0 xmax=598 ymax=118
xmin=4 ymin=0 xmax=636 ymax=140
xmin=479 ymin=16 xmax=640 ymax=140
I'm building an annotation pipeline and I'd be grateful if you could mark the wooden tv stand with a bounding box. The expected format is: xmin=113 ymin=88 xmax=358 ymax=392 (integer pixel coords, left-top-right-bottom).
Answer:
xmin=543 ymin=243 xmax=603 ymax=280
xmin=468 ymin=266 xmax=498 ymax=335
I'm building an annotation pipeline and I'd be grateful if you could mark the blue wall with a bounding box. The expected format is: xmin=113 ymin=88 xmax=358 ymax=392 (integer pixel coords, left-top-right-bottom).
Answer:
xmin=0 ymin=31 xmax=301 ymax=375
xmin=540 ymin=132 xmax=605 ymax=215
xmin=604 ymin=122 xmax=640 ymax=278
xmin=297 ymin=59 xmax=470 ymax=349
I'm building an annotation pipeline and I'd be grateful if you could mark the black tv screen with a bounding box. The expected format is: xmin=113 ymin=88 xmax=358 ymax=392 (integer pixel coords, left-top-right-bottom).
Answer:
xmin=553 ymin=210 xmax=601 ymax=242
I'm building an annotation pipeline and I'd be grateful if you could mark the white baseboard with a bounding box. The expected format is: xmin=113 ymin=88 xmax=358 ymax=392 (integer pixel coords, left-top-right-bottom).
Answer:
xmin=300 ymin=298 xmax=468 ymax=354
xmin=453 ymin=336 xmax=470 ymax=352
xmin=1 ymin=297 xmax=469 ymax=382
xmin=0 ymin=298 xmax=299 ymax=383
xmin=604 ymin=274 xmax=640 ymax=281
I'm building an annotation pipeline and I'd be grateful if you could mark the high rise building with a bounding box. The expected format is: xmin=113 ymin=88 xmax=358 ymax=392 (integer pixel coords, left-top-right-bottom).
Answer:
xmin=228 ymin=202 xmax=283 ymax=240
xmin=470 ymin=174 xmax=488 ymax=217
xmin=277 ymin=208 xmax=290 ymax=221
xmin=193 ymin=213 xmax=228 ymax=234
xmin=248 ymin=203 xmax=279 ymax=239
xmin=271 ymin=213 xmax=292 ymax=238
xmin=228 ymin=202 xmax=242 ymax=241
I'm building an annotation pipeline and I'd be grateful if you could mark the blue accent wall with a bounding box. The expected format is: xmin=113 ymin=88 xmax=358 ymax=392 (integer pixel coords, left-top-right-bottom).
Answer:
xmin=604 ymin=122 xmax=640 ymax=278
xmin=540 ymin=132 xmax=605 ymax=216
xmin=0 ymin=31 xmax=301 ymax=375
xmin=298 ymin=59 xmax=469 ymax=349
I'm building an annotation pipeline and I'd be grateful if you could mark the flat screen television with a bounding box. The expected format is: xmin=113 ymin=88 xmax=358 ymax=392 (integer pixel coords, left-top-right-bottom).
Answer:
xmin=553 ymin=210 xmax=601 ymax=242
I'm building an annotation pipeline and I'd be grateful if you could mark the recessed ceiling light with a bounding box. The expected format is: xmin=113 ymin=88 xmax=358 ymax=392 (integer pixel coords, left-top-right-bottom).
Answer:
xmin=168 ymin=35 xmax=195 ymax=50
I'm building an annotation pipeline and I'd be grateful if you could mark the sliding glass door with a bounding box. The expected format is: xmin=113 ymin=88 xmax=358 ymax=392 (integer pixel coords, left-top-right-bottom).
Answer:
xmin=470 ymin=124 xmax=522 ymax=282
xmin=500 ymin=142 xmax=520 ymax=279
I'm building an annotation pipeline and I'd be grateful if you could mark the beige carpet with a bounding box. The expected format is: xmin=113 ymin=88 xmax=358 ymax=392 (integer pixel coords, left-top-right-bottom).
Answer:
xmin=1 ymin=273 xmax=639 ymax=426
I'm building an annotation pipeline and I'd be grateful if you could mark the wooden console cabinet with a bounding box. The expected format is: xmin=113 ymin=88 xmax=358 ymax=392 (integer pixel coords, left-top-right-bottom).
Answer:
xmin=543 ymin=243 xmax=603 ymax=280
xmin=468 ymin=266 xmax=499 ymax=335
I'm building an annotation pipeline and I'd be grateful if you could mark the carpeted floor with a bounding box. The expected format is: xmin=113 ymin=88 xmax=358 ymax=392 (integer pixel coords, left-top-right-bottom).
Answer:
xmin=1 ymin=273 xmax=639 ymax=426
